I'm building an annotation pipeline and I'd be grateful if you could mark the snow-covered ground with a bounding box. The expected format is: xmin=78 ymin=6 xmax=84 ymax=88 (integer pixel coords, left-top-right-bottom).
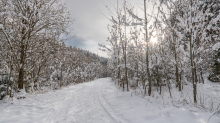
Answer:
xmin=0 ymin=78 xmax=219 ymax=123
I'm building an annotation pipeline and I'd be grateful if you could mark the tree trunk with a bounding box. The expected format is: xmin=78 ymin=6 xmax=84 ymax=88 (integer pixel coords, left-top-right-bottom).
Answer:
xmin=194 ymin=62 xmax=198 ymax=84
xmin=144 ymin=0 xmax=152 ymax=96
xmin=136 ymin=61 xmax=139 ymax=87
xmin=118 ymin=50 xmax=121 ymax=86
xmin=18 ymin=18 xmax=27 ymax=90
xmin=10 ymin=73 xmax=16 ymax=97
xmin=124 ymin=2 xmax=129 ymax=92
xmin=123 ymin=76 xmax=125 ymax=92
xmin=60 ymin=64 xmax=62 ymax=87
xmin=135 ymin=38 xmax=139 ymax=87
xmin=200 ymin=70 xmax=204 ymax=84
xmin=167 ymin=80 xmax=172 ymax=98
xmin=118 ymin=65 xmax=121 ymax=86
xmin=190 ymin=0 xmax=197 ymax=104
xmin=159 ymin=83 xmax=162 ymax=95
xmin=174 ymin=47 xmax=181 ymax=91
xmin=18 ymin=44 xmax=25 ymax=90
xmin=194 ymin=61 xmax=197 ymax=103
xmin=156 ymin=58 xmax=159 ymax=92
xmin=7 ymin=64 xmax=12 ymax=95
xmin=124 ymin=51 xmax=128 ymax=91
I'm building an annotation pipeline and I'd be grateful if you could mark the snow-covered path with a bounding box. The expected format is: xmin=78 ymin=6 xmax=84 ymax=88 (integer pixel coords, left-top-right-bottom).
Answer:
xmin=0 ymin=78 xmax=219 ymax=123
xmin=0 ymin=78 xmax=119 ymax=123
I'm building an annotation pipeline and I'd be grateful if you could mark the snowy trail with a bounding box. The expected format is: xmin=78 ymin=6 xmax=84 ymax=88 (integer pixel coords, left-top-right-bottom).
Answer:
xmin=0 ymin=78 xmax=121 ymax=123
xmin=0 ymin=78 xmax=219 ymax=123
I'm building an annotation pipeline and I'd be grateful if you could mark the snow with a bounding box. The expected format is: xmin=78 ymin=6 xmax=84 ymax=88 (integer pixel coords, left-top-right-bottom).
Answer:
xmin=0 ymin=24 xmax=3 ymax=29
xmin=101 ymin=81 xmax=220 ymax=123
xmin=212 ymin=42 xmax=220 ymax=51
xmin=0 ymin=78 xmax=219 ymax=123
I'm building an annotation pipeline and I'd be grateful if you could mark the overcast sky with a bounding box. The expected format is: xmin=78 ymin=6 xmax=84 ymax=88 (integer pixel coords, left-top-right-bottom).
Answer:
xmin=63 ymin=0 xmax=150 ymax=57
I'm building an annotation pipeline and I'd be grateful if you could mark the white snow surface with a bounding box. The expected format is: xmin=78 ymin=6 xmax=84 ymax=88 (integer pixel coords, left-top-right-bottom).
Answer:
xmin=0 ymin=78 xmax=219 ymax=123
xmin=0 ymin=24 xmax=3 ymax=29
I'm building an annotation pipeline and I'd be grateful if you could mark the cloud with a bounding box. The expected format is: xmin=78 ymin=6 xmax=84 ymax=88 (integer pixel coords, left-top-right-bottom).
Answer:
xmin=65 ymin=37 xmax=107 ymax=57
xmin=63 ymin=0 xmax=152 ymax=57
xmin=65 ymin=37 xmax=87 ymax=48
xmin=63 ymin=0 xmax=111 ymax=57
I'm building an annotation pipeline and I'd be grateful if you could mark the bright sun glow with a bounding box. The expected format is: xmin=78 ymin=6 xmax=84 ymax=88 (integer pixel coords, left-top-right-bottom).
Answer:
xmin=150 ymin=32 xmax=158 ymax=44
xmin=150 ymin=36 xmax=158 ymax=44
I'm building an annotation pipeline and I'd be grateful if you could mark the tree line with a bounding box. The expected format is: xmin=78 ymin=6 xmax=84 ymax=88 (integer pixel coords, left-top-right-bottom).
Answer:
xmin=100 ymin=0 xmax=220 ymax=104
xmin=0 ymin=0 xmax=107 ymax=99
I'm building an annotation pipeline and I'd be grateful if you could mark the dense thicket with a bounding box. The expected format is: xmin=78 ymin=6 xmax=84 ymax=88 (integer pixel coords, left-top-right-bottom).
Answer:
xmin=100 ymin=0 xmax=220 ymax=104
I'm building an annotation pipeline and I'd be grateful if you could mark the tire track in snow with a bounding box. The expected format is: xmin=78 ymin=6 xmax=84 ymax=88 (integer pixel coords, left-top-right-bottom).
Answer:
xmin=97 ymin=92 xmax=118 ymax=123
xmin=98 ymin=89 xmax=132 ymax=123
xmin=46 ymin=85 xmax=86 ymax=123
xmin=46 ymin=81 xmax=118 ymax=123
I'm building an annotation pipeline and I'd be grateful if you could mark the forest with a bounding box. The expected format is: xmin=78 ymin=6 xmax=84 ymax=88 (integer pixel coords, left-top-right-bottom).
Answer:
xmin=100 ymin=0 xmax=220 ymax=115
xmin=0 ymin=0 xmax=107 ymax=99
xmin=0 ymin=0 xmax=220 ymax=122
